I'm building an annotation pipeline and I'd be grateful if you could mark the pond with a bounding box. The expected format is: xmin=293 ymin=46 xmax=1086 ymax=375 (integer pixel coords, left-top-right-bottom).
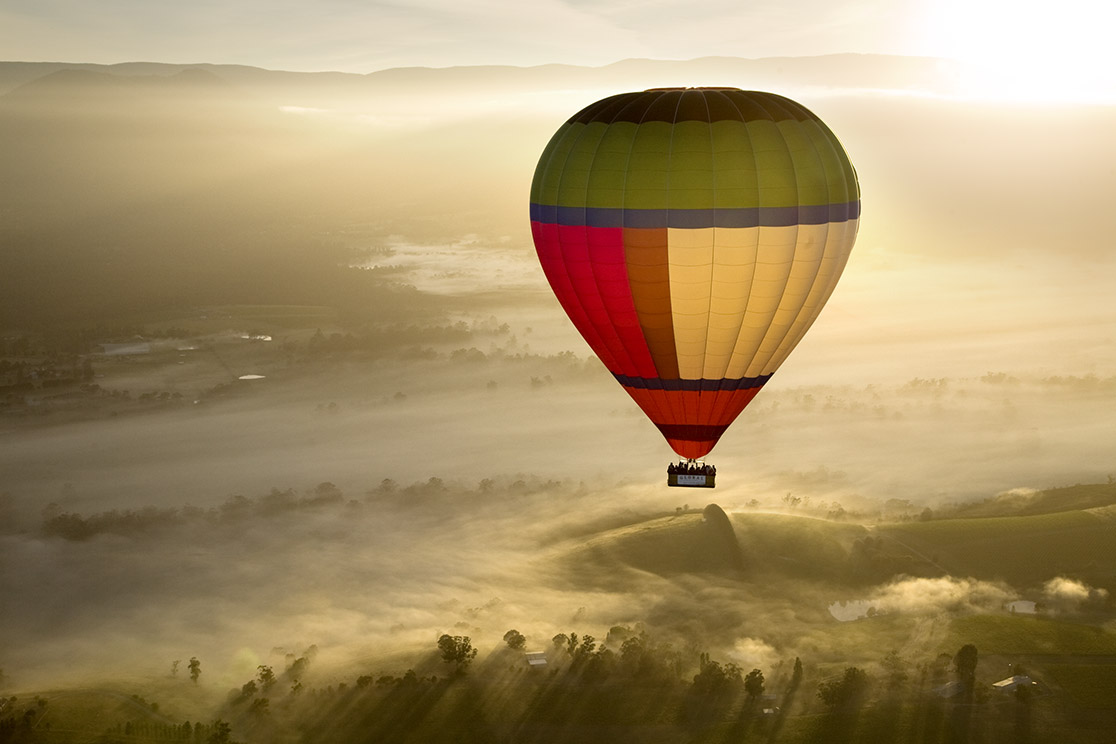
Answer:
xmin=828 ymin=599 xmax=882 ymax=622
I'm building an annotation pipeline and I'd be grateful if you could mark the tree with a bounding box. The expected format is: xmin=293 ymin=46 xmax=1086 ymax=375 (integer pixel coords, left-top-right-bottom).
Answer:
xmin=437 ymin=634 xmax=478 ymax=669
xmin=503 ymin=629 xmax=526 ymax=650
xmin=579 ymin=645 xmax=616 ymax=682
xmin=882 ymin=650 xmax=909 ymax=687
xmin=619 ymin=633 xmax=652 ymax=676
xmin=188 ymin=657 xmax=201 ymax=684
xmin=692 ymin=653 xmax=740 ymax=694
xmin=744 ymin=668 xmax=766 ymax=700
xmin=954 ymin=644 xmax=978 ymax=688
xmin=207 ymin=720 xmax=233 ymax=744
xmin=1014 ymin=683 xmax=1033 ymax=742
xmin=818 ymin=667 xmax=870 ymax=709
xmin=681 ymin=653 xmax=740 ymax=729
xmin=256 ymin=665 xmax=275 ymax=691
xmin=287 ymin=656 xmax=310 ymax=680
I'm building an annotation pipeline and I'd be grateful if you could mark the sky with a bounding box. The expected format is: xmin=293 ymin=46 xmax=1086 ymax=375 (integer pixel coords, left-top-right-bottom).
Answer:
xmin=2 ymin=0 xmax=1115 ymax=101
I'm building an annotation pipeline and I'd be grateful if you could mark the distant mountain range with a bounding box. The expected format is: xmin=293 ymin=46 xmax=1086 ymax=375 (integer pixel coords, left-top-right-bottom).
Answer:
xmin=0 ymin=54 xmax=964 ymax=101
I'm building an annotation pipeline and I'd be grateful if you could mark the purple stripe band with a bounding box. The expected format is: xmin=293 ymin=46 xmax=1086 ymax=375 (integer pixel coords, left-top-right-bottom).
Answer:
xmin=656 ymin=423 xmax=731 ymax=440
xmin=529 ymin=202 xmax=860 ymax=228
xmin=615 ymin=374 xmax=771 ymax=392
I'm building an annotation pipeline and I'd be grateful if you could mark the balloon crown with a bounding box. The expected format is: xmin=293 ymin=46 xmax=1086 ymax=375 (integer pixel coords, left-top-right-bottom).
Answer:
xmin=644 ymin=86 xmax=742 ymax=91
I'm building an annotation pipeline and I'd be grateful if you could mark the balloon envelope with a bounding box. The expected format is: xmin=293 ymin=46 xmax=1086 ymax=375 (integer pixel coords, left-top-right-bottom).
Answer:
xmin=529 ymin=88 xmax=860 ymax=458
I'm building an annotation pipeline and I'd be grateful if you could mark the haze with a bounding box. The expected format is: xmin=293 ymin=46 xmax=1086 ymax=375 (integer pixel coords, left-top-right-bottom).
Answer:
xmin=0 ymin=53 xmax=1114 ymax=743
xmin=4 ymin=1 xmax=1115 ymax=104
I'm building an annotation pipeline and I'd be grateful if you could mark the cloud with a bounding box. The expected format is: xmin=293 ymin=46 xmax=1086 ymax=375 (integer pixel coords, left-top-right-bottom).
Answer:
xmin=729 ymin=637 xmax=778 ymax=670
xmin=868 ymin=576 xmax=1014 ymax=615
xmin=993 ymin=488 xmax=1041 ymax=504
xmin=1042 ymin=576 xmax=1108 ymax=611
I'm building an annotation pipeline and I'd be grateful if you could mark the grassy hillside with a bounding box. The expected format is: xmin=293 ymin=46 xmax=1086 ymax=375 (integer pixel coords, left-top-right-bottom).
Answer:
xmin=1045 ymin=664 xmax=1116 ymax=712
xmin=553 ymin=482 xmax=1116 ymax=598
xmin=558 ymin=505 xmax=945 ymax=589
xmin=944 ymin=483 xmax=1116 ymax=519
xmin=944 ymin=614 xmax=1116 ymax=656
xmin=559 ymin=509 xmax=747 ymax=582
xmin=557 ymin=507 xmax=884 ymax=582
xmin=878 ymin=510 xmax=1116 ymax=593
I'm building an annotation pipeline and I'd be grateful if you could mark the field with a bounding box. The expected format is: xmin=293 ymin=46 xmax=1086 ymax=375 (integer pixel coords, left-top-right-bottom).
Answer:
xmin=944 ymin=615 xmax=1116 ymax=657
xmin=1044 ymin=664 xmax=1116 ymax=710
xmin=878 ymin=511 xmax=1116 ymax=593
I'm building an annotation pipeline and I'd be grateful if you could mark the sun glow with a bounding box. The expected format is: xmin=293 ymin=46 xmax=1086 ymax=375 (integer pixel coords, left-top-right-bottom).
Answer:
xmin=921 ymin=0 xmax=1116 ymax=103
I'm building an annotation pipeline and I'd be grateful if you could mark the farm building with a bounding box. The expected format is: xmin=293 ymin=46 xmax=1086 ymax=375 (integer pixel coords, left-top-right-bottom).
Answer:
xmin=992 ymin=675 xmax=1037 ymax=693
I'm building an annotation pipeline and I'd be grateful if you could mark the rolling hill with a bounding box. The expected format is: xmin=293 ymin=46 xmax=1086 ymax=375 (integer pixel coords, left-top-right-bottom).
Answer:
xmin=555 ymin=484 xmax=1116 ymax=596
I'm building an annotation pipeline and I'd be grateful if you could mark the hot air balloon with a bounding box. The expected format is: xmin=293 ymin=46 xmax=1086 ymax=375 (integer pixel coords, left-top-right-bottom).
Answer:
xmin=529 ymin=88 xmax=860 ymax=487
